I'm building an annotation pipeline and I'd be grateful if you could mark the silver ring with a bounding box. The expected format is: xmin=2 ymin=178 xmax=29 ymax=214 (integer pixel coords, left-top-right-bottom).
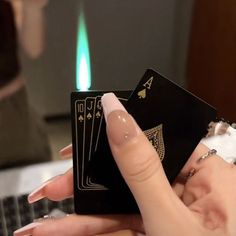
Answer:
xmin=197 ymin=149 xmax=217 ymax=163
xmin=186 ymin=168 xmax=196 ymax=180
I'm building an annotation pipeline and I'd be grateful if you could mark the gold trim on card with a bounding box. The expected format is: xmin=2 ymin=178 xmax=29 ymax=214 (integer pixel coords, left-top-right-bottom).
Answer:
xmin=74 ymin=96 xmax=129 ymax=191
xmin=144 ymin=124 xmax=165 ymax=161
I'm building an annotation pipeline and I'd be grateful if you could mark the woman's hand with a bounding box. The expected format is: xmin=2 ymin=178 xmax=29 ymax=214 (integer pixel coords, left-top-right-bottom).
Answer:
xmin=15 ymin=168 xmax=144 ymax=236
xmin=14 ymin=93 xmax=236 ymax=236
xmin=100 ymin=93 xmax=236 ymax=236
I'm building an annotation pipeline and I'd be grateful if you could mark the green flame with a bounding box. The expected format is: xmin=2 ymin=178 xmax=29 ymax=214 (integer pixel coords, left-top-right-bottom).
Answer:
xmin=76 ymin=8 xmax=91 ymax=91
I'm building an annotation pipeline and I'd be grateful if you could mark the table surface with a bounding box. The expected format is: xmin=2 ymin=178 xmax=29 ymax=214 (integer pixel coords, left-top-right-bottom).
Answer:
xmin=0 ymin=160 xmax=72 ymax=198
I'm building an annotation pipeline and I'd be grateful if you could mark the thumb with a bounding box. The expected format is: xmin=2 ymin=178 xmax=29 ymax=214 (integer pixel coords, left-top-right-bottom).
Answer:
xmin=101 ymin=93 xmax=192 ymax=234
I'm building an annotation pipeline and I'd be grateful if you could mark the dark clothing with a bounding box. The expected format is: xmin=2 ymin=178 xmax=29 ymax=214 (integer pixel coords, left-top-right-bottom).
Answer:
xmin=0 ymin=0 xmax=20 ymax=87
xmin=0 ymin=87 xmax=51 ymax=169
xmin=0 ymin=1 xmax=52 ymax=168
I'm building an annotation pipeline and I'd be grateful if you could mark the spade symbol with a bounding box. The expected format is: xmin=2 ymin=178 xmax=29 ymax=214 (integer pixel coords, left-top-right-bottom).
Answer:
xmin=87 ymin=113 xmax=92 ymax=120
xmin=137 ymin=89 xmax=146 ymax=99
xmin=78 ymin=115 xmax=84 ymax=122
xmin=96 ymin=111 xmax=101 ymax=118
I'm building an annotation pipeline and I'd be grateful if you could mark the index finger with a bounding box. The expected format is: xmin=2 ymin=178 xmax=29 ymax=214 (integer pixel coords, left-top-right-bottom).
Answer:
xmin=59 ymin=144 xmax=72 ymax=159
xmin=28 ymin=168 xmax=73 ymax=203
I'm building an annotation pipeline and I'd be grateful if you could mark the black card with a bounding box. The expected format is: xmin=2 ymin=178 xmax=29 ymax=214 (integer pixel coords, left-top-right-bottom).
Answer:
xmin=88 ymin=69 xmax=217 ymax=213
xmin=71 ymin=91 xmax=132 ymax=213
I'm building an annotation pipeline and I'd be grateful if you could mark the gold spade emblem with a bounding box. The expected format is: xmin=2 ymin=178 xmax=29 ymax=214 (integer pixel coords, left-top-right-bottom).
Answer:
xmin=137 ymin=89 xmax=146 ymax=99
xmin=143 ymin=124 xmax=165 ymax=161
xmin=78 ymin=115 xmax=84 ymax=122
xmin=96 ymin=111 xmax=101 ymax=118
xmin=87 ymin=113 xmax=92 ymax=120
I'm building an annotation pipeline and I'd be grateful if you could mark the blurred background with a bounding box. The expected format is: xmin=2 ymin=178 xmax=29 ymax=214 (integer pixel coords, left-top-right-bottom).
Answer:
xmin=24 ymin=0 xmax=193 ymax=117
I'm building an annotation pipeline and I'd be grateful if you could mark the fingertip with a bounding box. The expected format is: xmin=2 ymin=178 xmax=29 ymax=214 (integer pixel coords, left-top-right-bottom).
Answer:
xmin=14 ymin=222 xmax=42 ymax=236
xmin=59 ymin=144 xmax=72 ymax=159
xmin=101 ymin=93 xmax=126 ymax=122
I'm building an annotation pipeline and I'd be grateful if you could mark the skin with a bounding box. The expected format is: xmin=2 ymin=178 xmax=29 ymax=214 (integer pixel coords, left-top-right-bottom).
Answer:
xmin=14 ymin=94 xmax=236 ymax=235
xmin=0 ymin=0 xmax=48 ymax=101
xmin=25 ymin=140 xmax=236 ymax=236
xmin=9 ymin=0 xmax=48 ymax=58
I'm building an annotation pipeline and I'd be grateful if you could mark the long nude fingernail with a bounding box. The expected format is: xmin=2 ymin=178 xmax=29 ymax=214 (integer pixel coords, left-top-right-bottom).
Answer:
xmin=101 ymin=93 xmax=140 ymax=146
xmin=14 ymin=222 xmax=42 ymax=236
xmin=59 ymin=144 xmax=72 ymax=159
xmin=28 ymin=175 xmax=61 ymax=204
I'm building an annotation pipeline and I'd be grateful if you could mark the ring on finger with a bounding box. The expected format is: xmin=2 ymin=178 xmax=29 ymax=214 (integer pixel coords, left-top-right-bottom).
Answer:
xmin=186 ymin=168 xmax=196 ymax=180
xmin=197 ymin=149 xmax=217 ymax=163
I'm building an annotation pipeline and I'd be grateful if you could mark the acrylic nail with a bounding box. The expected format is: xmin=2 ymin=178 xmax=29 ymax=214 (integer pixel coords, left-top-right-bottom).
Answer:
xmin=59 ymin=143 xmax=72 ymax=159
xmin=28 ymin=175 xmax=61 ymax=204
xmin=14 ymin=222 xmax=42 ymax=236
xmin=101 ymin=93 xmax=139 ymax=146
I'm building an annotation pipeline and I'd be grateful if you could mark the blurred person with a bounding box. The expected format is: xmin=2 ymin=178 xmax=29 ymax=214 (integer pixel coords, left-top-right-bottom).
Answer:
xmin=0 ymin=0 xmax=51 ymax=168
